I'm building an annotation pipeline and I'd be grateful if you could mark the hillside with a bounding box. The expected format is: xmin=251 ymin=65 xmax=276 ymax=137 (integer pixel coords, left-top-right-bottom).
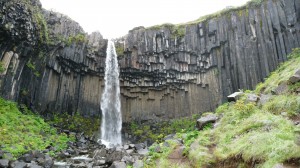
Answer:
xmin=0 ymin=99 xmax=72 ymax=158
xmin=143 ymin=48 xmax=300 ymax=168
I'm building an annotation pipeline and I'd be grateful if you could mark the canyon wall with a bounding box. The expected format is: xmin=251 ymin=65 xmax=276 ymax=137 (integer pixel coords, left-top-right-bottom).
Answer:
xmin=0 ymin=0 xmax=299 ymax=122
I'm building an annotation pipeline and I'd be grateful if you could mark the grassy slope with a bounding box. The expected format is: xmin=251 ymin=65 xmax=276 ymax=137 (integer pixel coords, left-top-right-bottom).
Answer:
xmin=144 ymin=48 xmax=300 ymax=168
xmin=0 ymin=99 xmax=73 ymax=158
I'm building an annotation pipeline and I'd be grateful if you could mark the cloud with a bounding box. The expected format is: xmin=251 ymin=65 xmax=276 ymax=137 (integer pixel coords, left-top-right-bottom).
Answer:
xmin=40 ymin=0 xmax=250 ymax=38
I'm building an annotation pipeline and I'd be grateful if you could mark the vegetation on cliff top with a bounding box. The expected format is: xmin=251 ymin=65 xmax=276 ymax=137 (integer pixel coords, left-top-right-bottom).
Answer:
xmin=145 ymin=0 xmax=265 ymax=38
xmin=0 ymin=99 xmax=74 ymax=158
xmin=143 ymin=48 xmax=300 ymax=168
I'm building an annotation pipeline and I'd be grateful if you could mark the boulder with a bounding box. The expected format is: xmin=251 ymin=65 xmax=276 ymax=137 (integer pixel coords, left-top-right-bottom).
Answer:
xmin=289 ymin=69 xmax=300 ymax=83
xmin=121 ymin=156 xmax=135 ymax=164
xmin=9 ymin=161 xmax=27 ymax=168
xmin=197 ymin=114 xmax=218 ymax=130
xmin=93 ymin=160 xmax=106 ymax=166
xmin=227 ymin=92 xmax=243 ymax=102
xmin=19 ymin=153 xmax=34 ymax=163
xmin=43 ymin=155 xmax=54 ymax=168
xmin=123 ymin=145 xmax=129 ymax=150
xmin=93 ymin=148 xmax=107 ymax=159
xmin=258 ymin=94 xmax=272 ymax=105
xmin=272 ymin=82 xmax=288 ymax=95
xmin=133 ymin=160 xmax=143 ymax=168
xmin=134 ymin=143 xmax=145 ymax=150
xmin=125 ymin=149 xmax=134 ymax=154
xmin=106 ymin=151 xmax=124 ymax=164
xmin=246 ymin=94 xmax=259 ymax=103
xmin=109 ymin=161 xmax=126 ymax=168
xmin=27 ymin=163 xmax=43 ymax=168
xmin=163 ymin=134 xmax=176 ymax=141
xmin=168 ymin=145 xmax=185 ymax=159
xmin=0 ymin=159 xmax=9 ymax=168
xmin=137 ymin=148 xmax=149 ymax=156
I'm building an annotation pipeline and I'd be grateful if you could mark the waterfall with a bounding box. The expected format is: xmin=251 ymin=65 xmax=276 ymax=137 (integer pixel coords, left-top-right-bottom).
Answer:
xmin=100 ymin=40 xmax=122 ymax=147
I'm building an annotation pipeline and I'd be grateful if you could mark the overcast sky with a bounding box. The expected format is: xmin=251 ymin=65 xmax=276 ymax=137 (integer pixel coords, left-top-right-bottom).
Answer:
xmin=40 ymin=0 xmax=250 ymax=38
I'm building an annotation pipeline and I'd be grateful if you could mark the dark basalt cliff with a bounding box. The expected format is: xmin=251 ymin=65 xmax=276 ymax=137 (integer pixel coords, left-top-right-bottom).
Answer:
xmin=0 ymin=0 xmax=299 ymax=122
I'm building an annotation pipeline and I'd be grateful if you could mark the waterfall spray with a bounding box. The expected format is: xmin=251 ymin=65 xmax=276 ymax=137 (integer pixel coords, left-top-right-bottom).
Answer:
xmin=100 ymin=40 xmax=122 ymax=148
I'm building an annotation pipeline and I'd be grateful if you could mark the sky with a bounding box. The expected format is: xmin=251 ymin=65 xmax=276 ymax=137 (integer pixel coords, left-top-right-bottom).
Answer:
xmin=40 ymin=0 xmax=250 ymax=38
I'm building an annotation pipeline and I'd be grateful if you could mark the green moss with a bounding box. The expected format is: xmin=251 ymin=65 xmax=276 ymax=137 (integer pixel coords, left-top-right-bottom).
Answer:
xmin=0 ymin=62 xmax=6 ymax=73
xmin=66 ymin=33 xmax=86 ymax=45
xmin=115 ymin=43 xmax=124 ymax=56
xmin=49 ymin=112 xmax=100 ymax=137
xmin=26 ymin=59 xmax=41 ymax=77
xmin=33 ymin=12 xmax=49 ymax=44
xmin=0 ymin=98 xmax=73 ymax=158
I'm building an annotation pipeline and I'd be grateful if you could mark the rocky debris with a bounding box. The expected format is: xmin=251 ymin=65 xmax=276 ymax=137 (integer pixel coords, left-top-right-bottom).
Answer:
xmin=272 ymin=82 xmax=289 ymax=95
xmin=0 ymin=130 xmax=149 ymax=168
xmin=109 ymin=161 xmax=126 ymax=168
xmin=163 ymin=134 xmax=176 ymax=141
xmin=289 ymin=69 xmax=300 ymax=84
xmin=0 ymin=159 xmax=9 ymax=168
xmin=227 ymin=92 xmax=244 ymax=102
xmin=9 ymin=160 xmax=27 ymax=168
xmin=136 ymin=149 xmax=149 ymax=156
xmin=258 ymin=94 xmax=272 ymax=106
xmin=132 ymin=160 xmax=143 ymax=168
xmin=168 ymin=145 xmax=185 ymax=159
xmin=197 ymin=114 xmax=218 ymax=130
xmin=246 ymin=94 xmax=260 ymax=103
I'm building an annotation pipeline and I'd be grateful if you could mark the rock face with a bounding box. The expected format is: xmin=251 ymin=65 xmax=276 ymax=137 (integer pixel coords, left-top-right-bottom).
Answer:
xmin=0 ymin=0 xmax=300 ymax=122
xmin=118 ymin=0 xmax=300 ymax=121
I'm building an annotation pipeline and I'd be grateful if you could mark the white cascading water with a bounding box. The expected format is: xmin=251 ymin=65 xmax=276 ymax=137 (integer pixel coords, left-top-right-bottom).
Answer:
xmin=100 ymin=40 xmax=122 ymax=148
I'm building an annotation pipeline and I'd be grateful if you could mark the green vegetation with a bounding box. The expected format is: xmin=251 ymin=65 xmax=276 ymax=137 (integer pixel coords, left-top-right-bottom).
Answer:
xmin=147 ymin=23 xmax=186 ymax=39
xmin=146 ymin=48 xmax=300 ymax=168
xmin=115 ymin=43 xmax=125 ymax=56
xmin=0 ymin=98 xmax=73 ymax=158
xmin=129 ymin=114 xmax=200 ymax=143
xmin=26 ymin=59 xmax=41 ymax=77
xmin=0 ymin=62 xmax=6 ymax=73
xmin=66 ymin=33 xmax=86 ymax=45
xmin=145 ymin=140 xmax=187 ymax=168
xmin=48 ymin=112 xmax=100 ymax=137
xmin=34 ymin=12 xmax=49 ymax=44
xmin=255 ymin=48 xmax=300 ymax=94
xmin=147 ymin=0 xmax=266 ymax=35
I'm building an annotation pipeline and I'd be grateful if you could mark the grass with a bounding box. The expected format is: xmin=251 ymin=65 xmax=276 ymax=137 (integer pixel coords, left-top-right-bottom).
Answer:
xmin=213 ymin=100 xmax=300 ymax=167
xmin=146 ymin=48 xmax=300 ymax=168
xmin=255 ymin=48 xmax=300 ymax=94
xmin=144 ymin=140 xmax=186 ymax=168
xmin=0 ymin=98 xmax=74 ymax=158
